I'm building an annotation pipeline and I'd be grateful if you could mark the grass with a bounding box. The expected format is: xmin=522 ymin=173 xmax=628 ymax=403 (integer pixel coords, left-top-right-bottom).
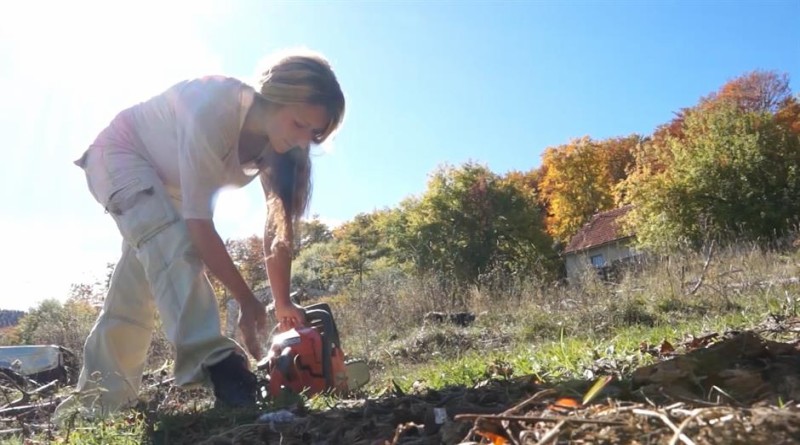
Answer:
xmin=370 ymin=308 xmax=768 ymax=396
xmin=8 ymin=240 xmax=800 ymax=443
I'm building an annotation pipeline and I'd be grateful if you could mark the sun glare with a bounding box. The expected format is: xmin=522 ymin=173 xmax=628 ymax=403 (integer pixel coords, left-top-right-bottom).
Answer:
xmin=0 ymin=1 xmax=229 ymax=310
xmin=3 ymin=0 xmax=224 ymax=108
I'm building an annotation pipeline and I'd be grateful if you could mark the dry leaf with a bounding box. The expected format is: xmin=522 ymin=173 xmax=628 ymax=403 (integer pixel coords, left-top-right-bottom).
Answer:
xmin=476 ymin=430 xmax=508 ymax=445
xmin=549 ymin=397 xmax=580 ymax=412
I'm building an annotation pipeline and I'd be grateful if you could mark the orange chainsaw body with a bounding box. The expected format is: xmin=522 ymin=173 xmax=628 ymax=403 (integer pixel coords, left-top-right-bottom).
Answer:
xmin=258 ymin=303 xmax=349 ymax=397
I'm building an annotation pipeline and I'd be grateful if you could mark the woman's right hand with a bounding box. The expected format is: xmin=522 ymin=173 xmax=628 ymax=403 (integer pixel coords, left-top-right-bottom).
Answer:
xmin=238 ymin=296 xmax=268 ymax=360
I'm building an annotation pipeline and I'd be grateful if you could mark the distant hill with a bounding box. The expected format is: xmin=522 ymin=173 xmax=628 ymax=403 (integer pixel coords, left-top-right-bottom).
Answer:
xmin=0 ymin=310 xmax=25 ymax=328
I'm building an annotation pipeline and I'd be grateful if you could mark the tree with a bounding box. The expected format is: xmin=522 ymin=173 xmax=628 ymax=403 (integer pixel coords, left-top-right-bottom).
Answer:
xmin=332 ymin=213 xmax=384 ymax=287
xmin=292 ymin=241 xmax=340 ymax=292
xmin=205 ymin=235 xmax=265 ymax=311
xmin=625 ymin=71 xmax=796 ymax=204
xmin=538 ymin=137 xmax=615 ymax=243
xmin=622 ymin=101 xmax=800 ymax=250
xmin=66 ymin=262 xmax=115 ymax=307
xmin=775 ymin=95 xmax=800 ymax=135
xmin=294 ymin=216 xmax=333 ymax=255
xmin=700 ymin=70 xmax=792 ymax=114
xmin=396 ymin=162 xmax=555 ymax=286
xmin=15 ymin=299 xmax=98 ymax=355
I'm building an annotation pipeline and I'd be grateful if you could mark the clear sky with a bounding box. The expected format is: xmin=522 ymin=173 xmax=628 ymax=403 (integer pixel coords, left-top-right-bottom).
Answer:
xmin=1 ymin=0 xmax=798 ymax=311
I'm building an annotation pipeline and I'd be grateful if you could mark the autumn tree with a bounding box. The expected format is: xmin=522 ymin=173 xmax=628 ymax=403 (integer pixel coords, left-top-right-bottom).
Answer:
xmin=700 ymin=70 xmax=793 ymax=114
xmin=538 ymin=134 xmax=642 ymax=244
xmin=622 ymin=101 xmax=800 ymax=250
xmin=775 ymin=95 xmax=800 ymax=135
xmin=502 ymin=169 xmax=541 ymax=199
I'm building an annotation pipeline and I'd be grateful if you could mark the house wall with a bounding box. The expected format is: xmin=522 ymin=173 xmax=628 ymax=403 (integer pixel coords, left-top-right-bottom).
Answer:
xmin=565 ymin=239 xmax=637 ymax=281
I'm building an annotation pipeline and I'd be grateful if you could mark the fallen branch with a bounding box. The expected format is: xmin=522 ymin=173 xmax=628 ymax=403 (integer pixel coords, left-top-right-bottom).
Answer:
xmin=454 ymin=413 xmax=625 ymax=426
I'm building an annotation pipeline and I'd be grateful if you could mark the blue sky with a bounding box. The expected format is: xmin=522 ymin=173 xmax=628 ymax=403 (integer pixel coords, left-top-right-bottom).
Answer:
xmin=1 ymin=0 xmax=798 ymax=311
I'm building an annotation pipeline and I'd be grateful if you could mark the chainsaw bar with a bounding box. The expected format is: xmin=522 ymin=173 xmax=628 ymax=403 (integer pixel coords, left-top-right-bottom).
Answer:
xmin=345 ymin=359 xmax=370 ymax=390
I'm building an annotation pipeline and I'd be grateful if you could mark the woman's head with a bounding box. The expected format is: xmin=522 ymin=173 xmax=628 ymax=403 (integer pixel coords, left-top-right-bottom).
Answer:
xmin=256 ymin=49 xmax=345 ymax=252
xmin=258 ymin=50 xmax=346 ymax=148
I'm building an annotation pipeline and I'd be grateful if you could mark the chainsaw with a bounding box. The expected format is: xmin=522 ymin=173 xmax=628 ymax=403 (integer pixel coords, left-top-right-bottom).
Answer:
xmin=256 ymin=302 xmax=370 ymax=399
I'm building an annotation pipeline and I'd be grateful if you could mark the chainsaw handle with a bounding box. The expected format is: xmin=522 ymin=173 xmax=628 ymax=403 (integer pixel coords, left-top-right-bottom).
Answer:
xmin=302 ymin=303 xmax=341 ymax=389
xmin=303 ymin=303 xmax=342 ymax=348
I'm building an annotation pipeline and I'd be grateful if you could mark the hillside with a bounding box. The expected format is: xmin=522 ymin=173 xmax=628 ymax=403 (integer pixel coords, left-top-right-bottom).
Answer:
xmin=0 ymin=310 xmax=25 ymax=328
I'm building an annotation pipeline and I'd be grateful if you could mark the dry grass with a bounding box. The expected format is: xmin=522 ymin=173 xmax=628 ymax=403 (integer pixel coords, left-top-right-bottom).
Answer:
xmin=330 ymin=241 xmax=800 ymax=378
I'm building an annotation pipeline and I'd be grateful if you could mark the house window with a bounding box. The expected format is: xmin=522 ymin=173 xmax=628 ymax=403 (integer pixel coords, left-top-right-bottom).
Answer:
xmin=590 ymin=254 xmax=605 ymax=268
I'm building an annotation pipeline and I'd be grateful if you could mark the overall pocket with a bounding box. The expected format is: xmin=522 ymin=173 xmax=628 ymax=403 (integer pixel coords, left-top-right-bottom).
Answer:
xmin=106 ymin=179 xmax=181 ymax=249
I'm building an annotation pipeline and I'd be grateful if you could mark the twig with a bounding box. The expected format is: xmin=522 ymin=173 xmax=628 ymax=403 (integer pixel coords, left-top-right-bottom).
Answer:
xmin=0 ymin=401 xmax=57 ymax=417
xmin=3 ymin=391 xmax=29 ymax=410
xmin=658 ymin=388 xmax=721 ymax=407
xmin=502 ymin=388 xmax=557 ymax=415
xmin=687 ymin=240 xmax=715 ymax=296
xmin=146 ymin=377 xmax=175 ymax=390
xmin=669 ymin=409 xmax=704 ymax=445
xmin=454 ymin=413 xmax=625 ymax=426
xmin=0 ymin=428 xmax=23 ymax=436
xmin=535 ymin=419 xmax=566 ymax=445
xmin=504 ymin=425 xmax=520 ymax=445
xmin=633 ymin=408 xmax=695 ymax=445
xmin=389 ymin=422 xmax=422 ymax=445
xmin=461 ymin=424 xmax=479 ymax=444
xmin=30 ymin=380 xmax=59 ymax=396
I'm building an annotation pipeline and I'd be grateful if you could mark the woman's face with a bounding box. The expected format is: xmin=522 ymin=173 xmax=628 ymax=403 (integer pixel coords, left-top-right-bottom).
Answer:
xmin=265 ymin=103 xmax=329 ymax=154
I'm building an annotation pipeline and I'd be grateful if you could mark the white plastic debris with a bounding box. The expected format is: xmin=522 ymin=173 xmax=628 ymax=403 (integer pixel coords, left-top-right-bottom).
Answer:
xmin=257 ymin=409 xmax=297 ymax=431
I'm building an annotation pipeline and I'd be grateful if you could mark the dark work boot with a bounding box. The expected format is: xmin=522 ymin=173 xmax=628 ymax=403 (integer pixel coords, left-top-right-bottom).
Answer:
xmin=207 ymin=352 xmax=258 ymax=408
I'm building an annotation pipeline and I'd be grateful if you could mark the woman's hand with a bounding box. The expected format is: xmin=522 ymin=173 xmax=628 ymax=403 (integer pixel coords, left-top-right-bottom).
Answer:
xmin=274 ymin=302 xmax=306 ymax=331
xmin=238 ymin=296 xmax=268 ymax=360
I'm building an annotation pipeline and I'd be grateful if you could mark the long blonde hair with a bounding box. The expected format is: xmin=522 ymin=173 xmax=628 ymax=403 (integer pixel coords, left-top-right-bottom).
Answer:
xmin=257 ymin=50 xmax=345 ymax=254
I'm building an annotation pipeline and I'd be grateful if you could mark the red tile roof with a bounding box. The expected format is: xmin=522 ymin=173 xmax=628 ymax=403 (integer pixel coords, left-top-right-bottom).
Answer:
xmin=563 ymin=205 xmax=634 ymax=254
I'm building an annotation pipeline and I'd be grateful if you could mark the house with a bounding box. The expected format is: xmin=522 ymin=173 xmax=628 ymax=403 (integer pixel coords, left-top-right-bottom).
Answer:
xmin=563 ymin=205 xmax=641 ymax=282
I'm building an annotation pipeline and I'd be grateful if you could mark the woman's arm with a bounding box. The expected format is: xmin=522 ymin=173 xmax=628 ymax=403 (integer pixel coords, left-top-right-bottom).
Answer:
xmin=264 ymin=234 xmax=306 ymax=327
xmin=185 ymin=218 xmax=267 ymax=358
xmin=263 ymin=234 xmax=292 ymax=308
xmin=186 ymin=218 xmax=253 ymax=301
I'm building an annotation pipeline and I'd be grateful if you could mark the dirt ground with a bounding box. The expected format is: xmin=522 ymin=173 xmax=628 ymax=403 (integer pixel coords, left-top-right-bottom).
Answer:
xmin=3 ymin=319 xmax=800 ymax=444
xmin=197 ymin=319 xmax=800 ymax=445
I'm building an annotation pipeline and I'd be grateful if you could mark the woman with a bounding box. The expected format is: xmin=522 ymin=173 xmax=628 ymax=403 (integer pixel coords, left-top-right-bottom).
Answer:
xmin=54 ymin=49 xmax=345 ymax=418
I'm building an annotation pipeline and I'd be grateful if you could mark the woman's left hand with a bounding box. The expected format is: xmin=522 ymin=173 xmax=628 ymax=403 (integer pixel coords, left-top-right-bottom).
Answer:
xmin=274 ymin=302 xmax=306 ymax=330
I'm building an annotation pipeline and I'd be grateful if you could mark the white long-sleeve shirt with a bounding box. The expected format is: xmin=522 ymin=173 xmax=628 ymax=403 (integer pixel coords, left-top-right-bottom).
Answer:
xmin=89 ymin=75 xmax=263 ymax=219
